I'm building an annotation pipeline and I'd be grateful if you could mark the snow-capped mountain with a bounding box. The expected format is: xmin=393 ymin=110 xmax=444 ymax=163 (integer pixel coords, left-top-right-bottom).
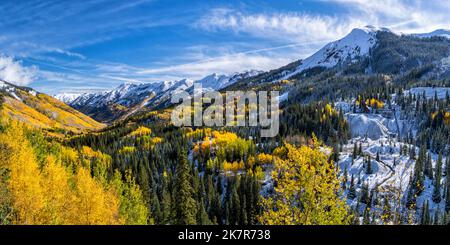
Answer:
xmin=300 ymin=26 xmax=382 ymax=70
xmin=196 ymin=70 xmax=262 ymax=91
xmin=279 ymin=25 xmax=387 ymax=80
xmin=53 ymin=93 xmax=81 ymax=104
xmin=60 ymin=70 xmax=262 ymax=122
xmin=413 ymin=29 xmax=450 ymax=39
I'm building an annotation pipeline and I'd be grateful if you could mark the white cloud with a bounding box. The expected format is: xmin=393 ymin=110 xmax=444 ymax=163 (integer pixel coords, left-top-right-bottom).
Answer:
xmin=138 ymin=52 xmax=292 ymax=79
xmin=196 ymin=1 xmax=450 ymax=44
xmin=0 ymin=56 xmax=37 ymax=86
xmin=320 ymin=0 xmax=450 ymax=33
xmin=195 ymin=8 xmax=365 ymax=44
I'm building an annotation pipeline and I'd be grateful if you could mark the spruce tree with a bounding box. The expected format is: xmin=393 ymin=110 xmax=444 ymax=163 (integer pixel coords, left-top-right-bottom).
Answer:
xmin=425 ymin=153 xmax=433 ymax=179
xmin=432 ymin=153 xmax=443 ymax=203
xmin=348 ymin=174 xmax=356 ymax=199
xmin=366 ymin=156 xmax=373 ymax=175
xmin=353 ymin=143 xmax=358 ymax=159
xmin=360 ymin=182 xmax=370 ymax=204
xmin=421 ymin=200 xmax=430 ymax=225
xmin=342 ymin=167 xmax=348 ymax=191
xmin=174 ymin=150 xmax=197 ymax=225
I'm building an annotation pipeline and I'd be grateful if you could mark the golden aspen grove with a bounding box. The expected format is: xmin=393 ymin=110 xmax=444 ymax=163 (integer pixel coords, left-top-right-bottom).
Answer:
xmin=0 ymin=121 xmax=148 ymax=225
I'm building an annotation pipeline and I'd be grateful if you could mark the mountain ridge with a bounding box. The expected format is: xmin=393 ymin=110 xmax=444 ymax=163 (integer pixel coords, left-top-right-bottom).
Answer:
xmin=0 ymin=79 xmax=105 ymax=134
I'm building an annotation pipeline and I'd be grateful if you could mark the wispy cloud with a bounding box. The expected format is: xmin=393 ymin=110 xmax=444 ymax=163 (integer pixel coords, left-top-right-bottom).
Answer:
xmin=326 ymin=0 xmax=450 ymax=33
xmin=196 ymin=1 xmax=450 ymax=42
xmin=195 ymin=8 xmax=365 ymax=43
xmin=138 ymin=44 xmax=300 ymax=79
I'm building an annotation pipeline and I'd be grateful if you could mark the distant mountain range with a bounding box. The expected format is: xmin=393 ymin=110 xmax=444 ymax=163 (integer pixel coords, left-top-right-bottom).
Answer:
xmin=54 ymin=70 xmax=262 ymax=122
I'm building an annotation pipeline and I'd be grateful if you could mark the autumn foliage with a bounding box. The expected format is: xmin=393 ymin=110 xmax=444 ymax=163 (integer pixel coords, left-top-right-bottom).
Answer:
xmin=258 ymin=140 xmax=350 ymax=225
xmin=0 ymin=122 xmax=148 ymax=224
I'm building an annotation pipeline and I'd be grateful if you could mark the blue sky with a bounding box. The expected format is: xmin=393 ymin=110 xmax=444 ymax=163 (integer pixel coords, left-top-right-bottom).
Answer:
xmin=1 ymin=0 xmax=450 ymax=94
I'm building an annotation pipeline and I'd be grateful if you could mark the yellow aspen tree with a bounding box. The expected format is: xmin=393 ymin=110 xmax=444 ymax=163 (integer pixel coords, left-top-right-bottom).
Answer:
xmin=72 ymin=167 xmax=123 ymax=224
xmin=259 ymin=142 xmax=351 ymax=225
xmin=40 ymin=155 xmax=74 ymax=224
xmin=1 ymin=122 xmax=46 ymax=224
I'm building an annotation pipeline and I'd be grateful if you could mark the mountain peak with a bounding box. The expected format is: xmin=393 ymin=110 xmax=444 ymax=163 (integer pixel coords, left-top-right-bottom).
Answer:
xmin=356 ymin=25 xmax=391 ymax=34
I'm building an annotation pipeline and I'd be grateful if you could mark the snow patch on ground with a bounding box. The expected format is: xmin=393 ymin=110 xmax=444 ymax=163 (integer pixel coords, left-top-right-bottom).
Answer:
xmin=346 ymin=113 xmax=390 ymax=140
xmin=405 ymin=87 xmax=450 ymax=100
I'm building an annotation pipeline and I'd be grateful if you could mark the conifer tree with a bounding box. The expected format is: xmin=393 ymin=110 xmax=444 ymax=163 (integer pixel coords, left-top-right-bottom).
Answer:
xmin=432 ymin=153 xmax=443 ymax=203
xmin=366 ymin=156 xmax=373 ymax=175
xmin=352 ymin=143 xmax=358 ymax=159
xmin=421 ymin=200 xmax=431 ymax=225
xmin=425 ymin=153 xmax=433 ymax=179
xmin=342 ymin=167 xmax=348 ymax=191
xmin=348 ymin=175 xmax=356 ymax=199
xmin=173 ymin=150 xmax=197 ymax=225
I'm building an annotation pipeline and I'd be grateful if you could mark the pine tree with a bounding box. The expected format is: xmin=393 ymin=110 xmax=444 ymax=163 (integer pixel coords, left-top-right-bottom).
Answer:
xmin=366 ymin=156 xmax=373 ymax=175
xmin=360 ymin=182 xmax=370 ymax=204
xmin=446 ymin=182 xmax=450 ymax=212
xmin=424 ymin=153 xmax=433 ymax=180
xmin=432 ymin=153 xmax=443 ymax=203
xmin=173 ymin=150 xmax=197 ymax=225
xmin=421 ymin=200 xmax=431 ymax=225
xmin=348 ymin=175 xmax=356 ymax=199
xmin=342 ymin=167 xmax=348 ymax=191
xmin=412 ymin=145 xmax=426 ymax=196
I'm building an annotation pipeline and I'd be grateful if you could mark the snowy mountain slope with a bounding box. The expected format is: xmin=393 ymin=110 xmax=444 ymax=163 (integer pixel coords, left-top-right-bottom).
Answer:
xmin=413 ymin=29 xmax=450 ymax=39
xmin=64 ymin=70 xmax=262 ymax=122
xmin=346 ymin=113 xmax=390 ymax=140
xmin=278 ymin=26 xmax=385 ymax=81
xmin=53 ymin=93 xmax=81 ymax=104
xmin=335 ymin=88 xmax=449 ymax=224
xmin=299 ymin=26 xmax=381 ymax=70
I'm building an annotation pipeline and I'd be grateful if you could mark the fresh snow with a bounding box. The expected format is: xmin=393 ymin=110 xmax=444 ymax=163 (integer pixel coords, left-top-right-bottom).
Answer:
xmin=278 ymin=26 xmax=385 ymax=81
xmin=53 ymin=93 xmax=81 ymax=103
xmin=335 ymin=89 xmax=450 ymax=222
xmin=68 ymin=70 xmax=262 ymax=109
xmin=413 ymin=29 xmax=450 ymax=39
xmin=405 ymin=87 xmax=450 ymax=100
xmin=278 ymin=92 xmax=289 ymax=102
xmin=347 ymin=113 xmax=390 ymax=140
